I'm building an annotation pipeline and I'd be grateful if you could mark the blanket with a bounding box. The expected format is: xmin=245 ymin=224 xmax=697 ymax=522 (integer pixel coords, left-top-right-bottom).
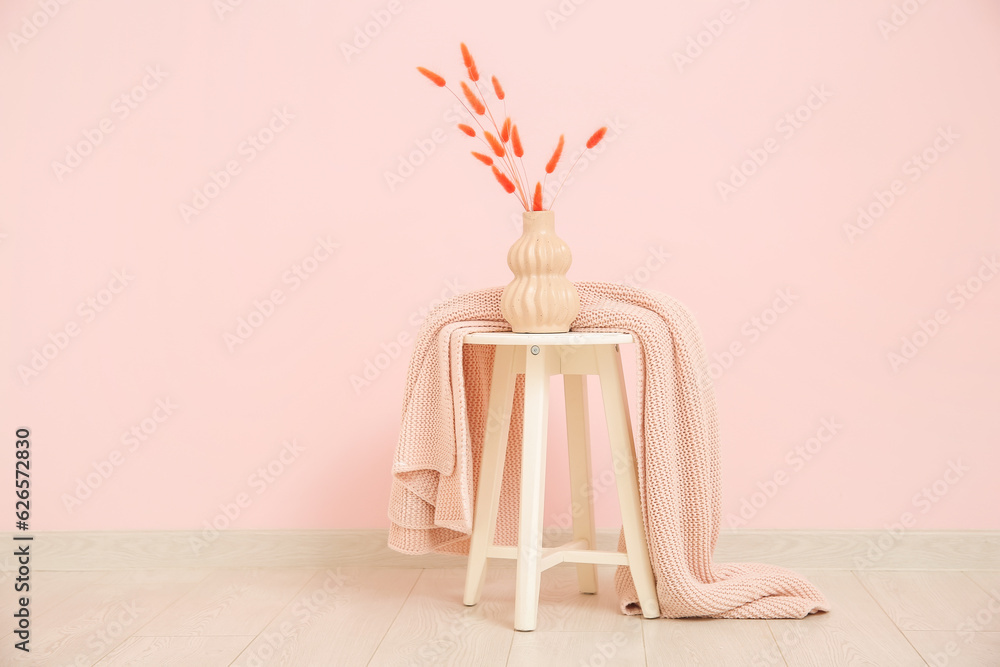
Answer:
xmin=387 ymin=282 xmax=830 ymax=618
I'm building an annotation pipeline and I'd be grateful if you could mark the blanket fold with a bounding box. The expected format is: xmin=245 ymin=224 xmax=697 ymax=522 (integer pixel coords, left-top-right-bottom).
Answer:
xmin=387 ymin=282 xmax=830 ymax=619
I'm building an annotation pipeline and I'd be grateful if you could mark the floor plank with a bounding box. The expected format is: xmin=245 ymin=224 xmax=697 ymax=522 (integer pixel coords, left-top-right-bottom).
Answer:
xmin=645 ymin=618 xmax=785 ymax=667
xmin=367 ymin=568 xmax=515 ymax=666
xmin=767 ymin=571 xmax=925 ymax=666
xmin=98 ymin=568 xmax=214 ymax=584
xmin=903 ymin=631 xmax=1000 ymax=667
xmin=508 ymin=629 xmax=645 ymax=667
xmin=3 ymin=564 xmax=998 ymax=665
xmin=231 ymin=567 xmax=420 ymax=666
xmin=0 ymin=570 xmax=106 ymax=621
xmin=530 ymin=565 xmax=646 ymax=632
xmin=964 ymin=570 xmax=1000 ymax=599
xmin=93 ymin=635 xmax=255 ymax=666
xmin=0 ymin=580 xmax=197 ymax=665
xmin=133 ymin=568 xmax=315 ymax=636
xmin=855 ymin=571 xmax=1000 ymax=632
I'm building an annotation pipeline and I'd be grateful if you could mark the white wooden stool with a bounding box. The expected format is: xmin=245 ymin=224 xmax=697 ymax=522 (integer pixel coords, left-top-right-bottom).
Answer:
xmin=462 ymin=332 xmax=660 ymax=631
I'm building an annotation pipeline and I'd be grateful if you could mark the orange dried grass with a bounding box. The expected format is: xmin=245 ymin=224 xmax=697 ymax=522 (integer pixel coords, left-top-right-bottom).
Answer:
xmin=511 ymin=125 xmax=523 ymax=158
xmin=545 ymin=135 xmax=564 ymax=174
xmin=492 ymin=76 xmax=505 ymax=100
xmin=586 ymin=126 xmax=608 ymax=149
xmin=484 ymin=131 xmax=506 ymax=158
xmin=417 ymin=43 xmax=611 ymax=211
xmin=492 ymin=165 xmax=516 ymax=193
xmin=416 ymin=67 xmax=446 ymax=87
xmin=460 ymin=82 xmax=486 ymax=115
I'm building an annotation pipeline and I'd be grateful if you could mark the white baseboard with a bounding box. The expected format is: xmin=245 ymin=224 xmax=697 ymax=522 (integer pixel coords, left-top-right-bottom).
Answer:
xmin=1 ymin=529 xmax=997 ymax=571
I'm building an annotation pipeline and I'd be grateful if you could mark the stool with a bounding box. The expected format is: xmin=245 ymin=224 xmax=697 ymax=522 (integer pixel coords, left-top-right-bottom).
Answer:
xmin=462 ymin=332 xmax=660 ymax=631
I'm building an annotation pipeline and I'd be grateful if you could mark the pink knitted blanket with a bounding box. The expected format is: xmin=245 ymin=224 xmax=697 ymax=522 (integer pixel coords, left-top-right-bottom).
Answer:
xmin=387 ymin=282 xmax=830 ymax=619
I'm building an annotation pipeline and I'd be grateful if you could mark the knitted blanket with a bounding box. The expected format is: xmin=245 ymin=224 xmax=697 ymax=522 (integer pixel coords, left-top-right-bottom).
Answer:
xmin=387 ymin=282 xmax=830 ymax=619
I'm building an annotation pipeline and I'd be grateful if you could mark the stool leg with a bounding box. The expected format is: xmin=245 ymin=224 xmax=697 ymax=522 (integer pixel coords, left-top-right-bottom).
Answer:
xmin=563 ymin=374 xmax=598 ymax=595
xmin=464 ymin=345 xmax=516 ymax=606
xmin=596 ymin=344 xmax=661 ymax=619
xmin=514 ymin=345 xmax=550 ymax=631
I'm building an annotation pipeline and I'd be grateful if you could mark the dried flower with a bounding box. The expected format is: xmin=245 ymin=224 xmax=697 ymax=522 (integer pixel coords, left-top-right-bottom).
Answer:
xmin=471 ymin=151 xmax=493 ymax=166
xmin=586 ymin=126 xmax=608 ymax=149
xmin=492 ymin=76 xmax=505 ymax=100
xmin=485 ymin=131 xmax=506 ymax=158
xmin=492 ymin=165 xmax=516 ymax=193
xmin=461 ymin=43 xmax=479 ymax=81
xmin=416 ymin=67 xmax=446 ymax=87
xmin=460 ymin=81 xmax=486 ymax=115
xmin=511 ymin=125 xmax=523 ymax=157
xmin=545 ymin=135 xmax=565 ymax=174
xmin=417 ymin=43 xmax=609 ymax=211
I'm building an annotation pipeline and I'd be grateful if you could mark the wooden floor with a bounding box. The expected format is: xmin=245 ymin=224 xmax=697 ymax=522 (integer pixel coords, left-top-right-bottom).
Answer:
xmin=2 ymin=565 xmax=998 ymax=666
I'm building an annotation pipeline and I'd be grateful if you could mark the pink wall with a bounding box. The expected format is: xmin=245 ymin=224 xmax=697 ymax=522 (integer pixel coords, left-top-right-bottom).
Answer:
xmin=3 ymin=0 xmax=997 ymax=534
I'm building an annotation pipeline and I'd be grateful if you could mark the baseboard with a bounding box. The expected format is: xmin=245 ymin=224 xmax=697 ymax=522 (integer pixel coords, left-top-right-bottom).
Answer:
xmin=1 ymin=529 xmax=996 ymax=572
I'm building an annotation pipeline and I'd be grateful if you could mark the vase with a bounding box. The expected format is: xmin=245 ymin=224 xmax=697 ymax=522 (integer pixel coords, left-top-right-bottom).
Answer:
xmin=500 ymin=210 xmax=580 ymax=333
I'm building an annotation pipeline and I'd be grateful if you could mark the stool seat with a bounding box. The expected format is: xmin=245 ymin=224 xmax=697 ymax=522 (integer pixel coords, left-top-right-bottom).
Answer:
xmin=464 ymin=331 xmax=634 ymax=346
xmin=461 ymin=331 xmax=660 ymax=631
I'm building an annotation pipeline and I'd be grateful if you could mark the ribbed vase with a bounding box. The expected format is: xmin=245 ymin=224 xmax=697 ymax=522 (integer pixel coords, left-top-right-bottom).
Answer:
xmin=500 ymin=210 xmax=580 ymax=333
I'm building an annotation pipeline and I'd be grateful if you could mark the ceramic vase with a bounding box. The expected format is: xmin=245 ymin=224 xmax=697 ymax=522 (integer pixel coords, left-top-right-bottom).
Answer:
xmin=500 ymin=210 xmax=580 ymax=333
